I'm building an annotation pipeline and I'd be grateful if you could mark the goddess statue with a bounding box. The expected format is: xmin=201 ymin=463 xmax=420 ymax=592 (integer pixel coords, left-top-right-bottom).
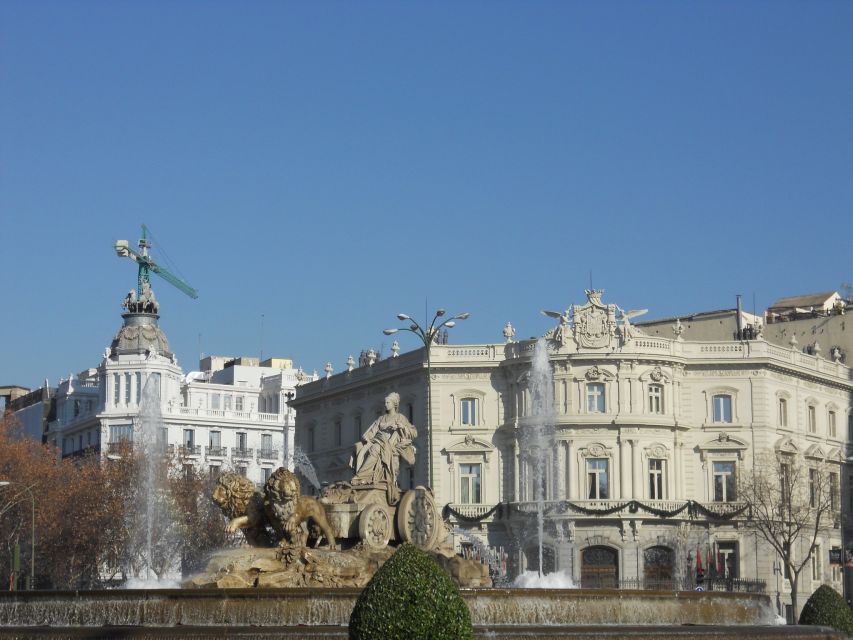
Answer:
xmin=350 ymin=392 xmax=417 ymax=504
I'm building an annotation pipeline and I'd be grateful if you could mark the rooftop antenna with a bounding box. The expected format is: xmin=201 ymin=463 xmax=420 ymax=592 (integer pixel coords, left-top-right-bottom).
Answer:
xmin=260 ymin=314 xmax=265 ymax=363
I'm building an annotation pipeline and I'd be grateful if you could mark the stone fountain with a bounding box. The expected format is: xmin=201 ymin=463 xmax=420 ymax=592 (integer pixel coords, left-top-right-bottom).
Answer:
xmin=0 ymin=390 xmax=842 ymax=638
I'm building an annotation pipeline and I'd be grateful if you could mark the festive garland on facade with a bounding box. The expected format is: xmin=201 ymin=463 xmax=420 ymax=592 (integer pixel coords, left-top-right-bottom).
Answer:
xmin=443 ymin=503 xmax=503 ymax=522
xmin=446 ymin=500 xmax=751 ymax=522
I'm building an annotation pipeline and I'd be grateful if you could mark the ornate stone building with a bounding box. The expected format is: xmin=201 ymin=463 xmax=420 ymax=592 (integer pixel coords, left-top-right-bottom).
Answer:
xmin=291 ymin=290 xmax=852 ymax=619
xmin=13 ymin=286 xmax=317 ymax=485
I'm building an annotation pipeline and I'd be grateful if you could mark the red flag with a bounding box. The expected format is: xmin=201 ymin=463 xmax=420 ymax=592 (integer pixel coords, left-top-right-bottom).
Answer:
xmin=696 ymin=547 xmax=703 ymax=571
xmin=706 ymin=547 xmax=713 ymax=574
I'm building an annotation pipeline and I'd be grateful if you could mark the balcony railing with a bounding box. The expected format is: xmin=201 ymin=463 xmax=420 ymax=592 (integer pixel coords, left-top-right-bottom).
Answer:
xmin=178 ymin=444 xmax=202 ymax=456
xmin=257 ymin=449 xmax=279 ymax=461
xmin=107 ymin=441 xmax=132 ymax=455
xmin=232 ymin=447 xmax=253 ymax=459
xmin=581 ymin=576 xmax=766 ymax=593
xmin=206 ymin=446 xmax=228 ymax=458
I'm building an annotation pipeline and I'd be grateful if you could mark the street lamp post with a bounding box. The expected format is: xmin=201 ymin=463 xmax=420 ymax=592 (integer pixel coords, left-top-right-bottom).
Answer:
xmin=0 ymin=480 xmax=35 ymax=590
xmin=384 ymin=309 xmax=470 ymax=489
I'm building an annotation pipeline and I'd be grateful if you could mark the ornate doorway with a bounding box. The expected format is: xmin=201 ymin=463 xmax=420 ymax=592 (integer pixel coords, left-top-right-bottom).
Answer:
xmin=643 ymin=545 xmax=674 ymax=589
xmin=581 ymin=546 xmax=618 ymax=588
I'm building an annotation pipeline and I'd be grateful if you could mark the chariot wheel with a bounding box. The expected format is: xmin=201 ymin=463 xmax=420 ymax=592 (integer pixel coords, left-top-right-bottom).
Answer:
xmin=358 ymin=503 xmax=392 ymax=551
xmin=396 ymin=486 xmax=441 ymax=550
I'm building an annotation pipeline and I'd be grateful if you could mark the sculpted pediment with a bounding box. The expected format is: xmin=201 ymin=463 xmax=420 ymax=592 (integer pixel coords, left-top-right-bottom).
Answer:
xmin=443 ymin=434 xmax=494 ymax=462
xmin=698 ymin=432 xmax=748 ymax=460
xmin=804 ymin=443 xmax=827 ymax=460
xmin=774 ymin=437 xmax=800 ymax=455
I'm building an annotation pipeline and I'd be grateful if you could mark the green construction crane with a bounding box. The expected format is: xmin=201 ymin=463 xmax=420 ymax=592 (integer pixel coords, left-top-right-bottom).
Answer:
xmin=114 ymin=224 xmax=198 ymax=299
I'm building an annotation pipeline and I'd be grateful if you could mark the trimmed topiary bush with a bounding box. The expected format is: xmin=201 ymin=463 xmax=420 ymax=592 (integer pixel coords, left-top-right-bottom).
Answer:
xmin=349 ymin=543 xmax=474 ymax=640
xmin=799 ymin=584 xmax=853 ymax=634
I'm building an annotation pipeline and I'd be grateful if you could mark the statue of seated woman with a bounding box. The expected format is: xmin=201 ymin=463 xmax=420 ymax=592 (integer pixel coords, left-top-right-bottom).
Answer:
xmin=350 ymin=392 xmax=417 ymax=505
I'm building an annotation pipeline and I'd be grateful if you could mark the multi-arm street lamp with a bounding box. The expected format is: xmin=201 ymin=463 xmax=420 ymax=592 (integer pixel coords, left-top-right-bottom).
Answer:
xmin=0 ymin=480 xmax=35 ymax=590
xmin=384 ymin=309 xmax=470 ymax=489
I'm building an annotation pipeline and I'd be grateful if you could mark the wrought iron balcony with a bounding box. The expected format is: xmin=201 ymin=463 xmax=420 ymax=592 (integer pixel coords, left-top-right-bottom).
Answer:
xmin=206 ymin=446 xmax=228 ymax=458
xmin=107 ymin=441 xmax=133 ymax=455
xmin=232 ymin=447 xmax=253 ymax=459
xmin=178 ymin=444 xmax=202 ymax=456
xmin=257 ymin=448 xmax=279 ymax=461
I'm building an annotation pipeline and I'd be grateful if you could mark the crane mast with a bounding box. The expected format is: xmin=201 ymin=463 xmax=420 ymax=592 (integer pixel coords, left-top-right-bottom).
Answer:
xmin=115 ymin=225 xmax=198 ymax=301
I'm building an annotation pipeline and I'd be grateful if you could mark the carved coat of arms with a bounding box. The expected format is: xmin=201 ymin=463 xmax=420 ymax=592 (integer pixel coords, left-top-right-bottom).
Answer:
xmin=572 ymin=290 xmax=617 ymax=349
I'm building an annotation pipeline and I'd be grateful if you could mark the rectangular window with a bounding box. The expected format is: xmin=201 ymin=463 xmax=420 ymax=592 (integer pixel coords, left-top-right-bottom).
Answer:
xmin=718 ymin=542 xmax=738 ymax=578
xmin=587 ymin=458 xmax=609 ymax=499
xmin=235 ymin=396 xmax=243 ymax=411
xmin=829 ymin=411 xmax=837 ymax=438
xmin=237 ymin=432 xmax=247 ymax=451
xmin=237 ymin=466 xmax=247 ymax=478
xmin=109 ymin=424 xmax=133 ymax=443
xmin=211 ymin=394 xmax=221 ymax=410
xmin=586 ymin=383 xmax=605 ymax=413
xmin=135 ymin=373 xmax=141 ymax=404
xmin=713 ymin=461 xmax=736 ymax=502
xmin=713 ymin=395 xmax=732 ymax=423
xmin=354 ymin=415 xmax=362 ymax=439
xmin=157 ymin=427 xmax=168 ymax=451
xmin=809 ymin=468 xmax=818 ymax=508
xmin=779 ymin=398 xmax=788 ymax=427
xmin=648 ymin=385 xmax=663 ymax=414
xmin=830 ymin=472 xmax=839 ymax=512
xmin=812 ymin=544 xmax=822 ymax=581
xmin=124 ymin=372 xmax=131 ymax=404
xmin=113 ymin=374 xmax=120 ymax=405
xmin=183 ymin=429 xmax=195 ymax=448
xmin=460 ymin=463 xmax=481 ymax=504
xmin=334 ymin=420 xmax=342 ymax=446
xmin=209 ymin=431 xmax=221 ymax=448
xmin=406 ymin=403 xmax=414 ymax=423
xmin=224 ymin=395 xmax=232 ymax=411
xmin=262 ymin=467 xmax=272 ymax=484
xmin=261 ymin=434 xmax=273 ymax=454
xmin=649 ymin=459 xmax=665 ymax=499
xmin=209 ymin=465 xmax=220 ymax=480
xmin=808 ymin=405 xmax=817 ymax=433
xmin=461 ymin=398 xmax=478 ymax=426
xmin=150 ymin=372 xmax=161 ymax=398
xmin=781 ymin=462 xmax=791 ymax=506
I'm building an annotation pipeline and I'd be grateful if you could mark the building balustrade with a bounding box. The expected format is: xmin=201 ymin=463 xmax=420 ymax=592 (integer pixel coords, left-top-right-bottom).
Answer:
xmin=509 ymin=499 xmax=748 ymax=519
xmin=232 ymin=447 xmax=253 ymax=459
xmin=446 ymin=503 xmax=498 ymax=519
xmin=206 ymin=446 xmax=228 ymax=458
xmin=166 ymin=405 xmax=287 ymax=424
xmin=107 ymin=441 xmax=132 ymax=455
xmin=257 ymin=448 xmax=279 ymax=461
xmin=178 ymin=444 xmax=202 ymax=456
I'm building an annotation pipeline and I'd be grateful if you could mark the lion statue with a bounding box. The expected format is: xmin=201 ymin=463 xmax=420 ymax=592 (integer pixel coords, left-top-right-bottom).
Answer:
xmin=212 ymin=472 xmax=273 ymax=547
xmin=264 ymin=467 xmax=337 ymax=550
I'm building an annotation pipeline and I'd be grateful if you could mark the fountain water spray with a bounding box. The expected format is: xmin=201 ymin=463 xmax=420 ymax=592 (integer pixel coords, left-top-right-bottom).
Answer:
xmin=288 ymin=446 xmax=321 ymax=491
xmin=523 ymin=338 xmax=557 ymax=578
xmin=126 ymin=374 xmax=179 ymax=585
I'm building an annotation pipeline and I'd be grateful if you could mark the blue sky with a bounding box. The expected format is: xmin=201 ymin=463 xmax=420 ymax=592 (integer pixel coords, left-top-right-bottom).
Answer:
xmin=1 ymin=1 xmax=851 ymax=390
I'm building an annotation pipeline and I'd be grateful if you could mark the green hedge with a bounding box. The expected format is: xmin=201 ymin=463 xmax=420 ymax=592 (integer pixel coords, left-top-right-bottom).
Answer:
xmin=798 ymin=584 xmax=853 ymax=634
xmin=349 ymin=543 xmax=474 ymax=640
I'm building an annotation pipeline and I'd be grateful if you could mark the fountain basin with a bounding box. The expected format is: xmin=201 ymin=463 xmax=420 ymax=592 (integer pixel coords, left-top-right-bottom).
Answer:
xmin=0 ymin=588 xmax=776 ymax=627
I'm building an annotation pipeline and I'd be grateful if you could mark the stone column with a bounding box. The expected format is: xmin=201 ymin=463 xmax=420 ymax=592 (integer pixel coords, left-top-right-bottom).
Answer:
xmin=565 ymin=440 xmax=574 ymax=499
xmin=619 ymin=436 xmax=629 ymax=500
xmin=513 ymin=439 xmax=520 ymax=503
xmin=631 ymin=439 xmax=641 ymax=499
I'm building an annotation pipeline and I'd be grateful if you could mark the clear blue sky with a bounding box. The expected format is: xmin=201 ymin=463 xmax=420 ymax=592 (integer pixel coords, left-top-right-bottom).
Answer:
xmin=1 ymin=1 xmax=851 ymax=391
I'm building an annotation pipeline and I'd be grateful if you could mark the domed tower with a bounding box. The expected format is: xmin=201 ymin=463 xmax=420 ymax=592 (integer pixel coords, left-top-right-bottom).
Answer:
xmin=97 ymin=226 xmax=198 ymax=451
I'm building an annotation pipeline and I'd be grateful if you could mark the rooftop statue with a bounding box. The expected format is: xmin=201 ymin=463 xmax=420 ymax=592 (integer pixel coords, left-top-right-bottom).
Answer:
xmin=350 ymin=392 xmax=417 ymax=505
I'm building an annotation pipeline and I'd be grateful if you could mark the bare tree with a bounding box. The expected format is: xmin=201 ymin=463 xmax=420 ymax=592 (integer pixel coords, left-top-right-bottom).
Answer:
xmin=739 ymin=451 xmax=839 ymax=620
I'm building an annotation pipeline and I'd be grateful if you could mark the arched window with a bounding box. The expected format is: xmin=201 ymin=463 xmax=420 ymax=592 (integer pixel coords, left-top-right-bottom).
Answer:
xmin=643 ymin=546 xmax=674 ymax=589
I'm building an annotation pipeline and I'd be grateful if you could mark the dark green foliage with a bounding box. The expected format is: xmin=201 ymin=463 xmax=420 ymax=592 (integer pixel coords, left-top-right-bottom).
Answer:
xmin=798 ymin=584 xmax=853 ymax=634
xmin=349 ymin=543 xmax=474 ymax=640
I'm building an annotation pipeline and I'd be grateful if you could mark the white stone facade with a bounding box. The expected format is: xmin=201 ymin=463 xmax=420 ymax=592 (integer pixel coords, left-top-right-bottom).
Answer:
xmin=30 ymin=307 xmax=316 ymax=486
xmin=291 ymin=290 xmax=853 ymax=618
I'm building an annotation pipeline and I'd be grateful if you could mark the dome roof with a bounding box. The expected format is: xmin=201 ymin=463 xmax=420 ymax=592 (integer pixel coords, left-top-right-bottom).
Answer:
xmin=110 ymin=312 xmax=173 ymax=358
